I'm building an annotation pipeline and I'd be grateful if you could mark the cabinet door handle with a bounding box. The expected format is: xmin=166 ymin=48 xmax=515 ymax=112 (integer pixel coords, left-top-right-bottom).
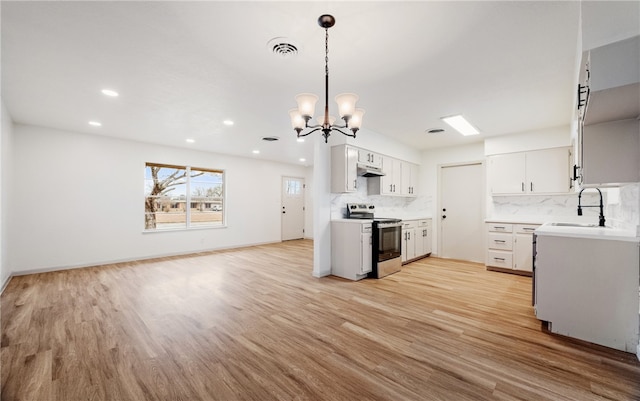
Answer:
xmin=521 ymin=182 xmax=525 ymax=192
xmin=494 ymin=226 xmax=505 ymax=230
xmin=523 ymin=227 xmax=535 ymax=231
xmin=354 ymin=180 xmax=357 ymax=189
xmin=408 ymin=232 xmax=411 ymax=240
xmin=530 ymin=182 xmax=533 ymax=192
xmin=494 ymin=257 xmax=505 ymax=261
xmin=494 ymin=240 xmax=506 ymax=243
xmin=390 ymin=184 xmax=393 ymax=192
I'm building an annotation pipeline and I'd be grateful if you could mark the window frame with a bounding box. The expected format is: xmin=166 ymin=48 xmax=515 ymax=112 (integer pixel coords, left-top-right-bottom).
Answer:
xmin=143 ymin=162 xmax=226 ymax=232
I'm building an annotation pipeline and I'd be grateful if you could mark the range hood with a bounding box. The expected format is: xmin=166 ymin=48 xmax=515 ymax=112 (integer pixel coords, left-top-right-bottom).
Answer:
xmin=357 ymin=165 xmax=385 ymax=177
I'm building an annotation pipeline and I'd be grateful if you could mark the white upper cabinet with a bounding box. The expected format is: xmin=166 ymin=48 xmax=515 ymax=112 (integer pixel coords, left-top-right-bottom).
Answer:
xmin=487 ymin=147 xmax=572 ymax=195
xmin=357 ymin=149 xmax=382 ymax=168
xmin=526 ymin=148 xmax=572 ymax=194
xmin=581 ymin=119 xmax=640 ymax=186
xmin=401 ymin=162 xmax=419 ymax=197
xmin=369 ymin=155 xmax=402 ymax=195
xmin=487 ymin=153 xmax=527 ymax=194
xmin=331 ymin=144 xmax=359 ymax=193
xmin=369 ymin=157 xmax=418 ymax=197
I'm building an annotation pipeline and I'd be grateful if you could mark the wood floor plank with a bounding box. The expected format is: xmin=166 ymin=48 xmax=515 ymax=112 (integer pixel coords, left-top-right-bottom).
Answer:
xmin=2 ymin=239 xmax=639 ymax=400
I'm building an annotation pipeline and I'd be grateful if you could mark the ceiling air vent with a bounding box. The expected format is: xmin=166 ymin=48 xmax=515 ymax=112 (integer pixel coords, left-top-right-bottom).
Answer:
xmin=262 ymin=136 xmax=280 ymax=142
xmin=267 ymin=37 xmax=298 ymax=57
xmin=426 ymin=128 xmax=445 ymax=134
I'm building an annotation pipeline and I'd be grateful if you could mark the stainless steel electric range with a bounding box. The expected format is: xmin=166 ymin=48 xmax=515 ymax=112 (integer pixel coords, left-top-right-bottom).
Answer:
xmin=346 ymin=203 xmax=402 ymax=278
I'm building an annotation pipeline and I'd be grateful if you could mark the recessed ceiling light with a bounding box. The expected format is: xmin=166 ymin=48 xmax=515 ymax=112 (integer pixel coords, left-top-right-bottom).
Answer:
xmin=186 ymin=138 xmax=195 ymax=143
xmin=441 ymin=115 xmax=480 ymax=136
xmin=88 ymin=121 xmax=102 ymax=127
xmin=299 ymin=158 xmax=306 ymax=162
xmin=223 ymin=120 xmax=234 ymax=126
xmin=297 ymin=137 xmax=305 ymax=143
xmin=101 ymin=89 xmax=119 ymax=97
xmin=252 ymin=150 xmax=260 ymax=154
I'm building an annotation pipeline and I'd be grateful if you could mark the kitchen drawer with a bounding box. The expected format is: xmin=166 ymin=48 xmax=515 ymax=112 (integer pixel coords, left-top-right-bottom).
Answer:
xmin=417 ymin=219 xmax=431 ymax=227
xmin=487 ymin=250 xmax=513 ymax=269
xmin=487 ymin=223 xmax=513 ymax=233
xmin=402 ymin=220 xmax=418 ymax=229
xmin=488 ymin=233 xmax=513 ymax=250
xmin=515 ymin=224 xmax=539 ymax=234
xmin=362 ymin=223 xmax=372 ymax=233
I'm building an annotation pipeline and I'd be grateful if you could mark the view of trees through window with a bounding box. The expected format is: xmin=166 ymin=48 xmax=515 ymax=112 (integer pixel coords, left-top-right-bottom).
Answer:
xmin=144 ymin=163 xmax=224 ymax=230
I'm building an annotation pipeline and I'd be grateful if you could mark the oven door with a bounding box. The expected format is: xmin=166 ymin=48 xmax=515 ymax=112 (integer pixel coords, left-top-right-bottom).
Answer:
xmin=377 ymin=223 xmax=402 ymax=262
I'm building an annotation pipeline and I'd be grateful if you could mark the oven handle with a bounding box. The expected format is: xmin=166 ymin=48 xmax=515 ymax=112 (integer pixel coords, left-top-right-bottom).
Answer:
xmin=376 ymin=222 xmax=403 ymax=228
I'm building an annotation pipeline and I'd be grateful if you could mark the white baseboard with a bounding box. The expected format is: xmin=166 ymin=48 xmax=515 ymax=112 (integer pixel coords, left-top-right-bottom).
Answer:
xmin=1 ymin=274 xmax=12 ymax=295
xmin=9 ymin=240 xmax=283 ymax=278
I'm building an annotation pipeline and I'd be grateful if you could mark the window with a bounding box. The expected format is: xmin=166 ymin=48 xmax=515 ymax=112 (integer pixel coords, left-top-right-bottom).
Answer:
xmin=144 ymin=163 xmax=224 ymax=230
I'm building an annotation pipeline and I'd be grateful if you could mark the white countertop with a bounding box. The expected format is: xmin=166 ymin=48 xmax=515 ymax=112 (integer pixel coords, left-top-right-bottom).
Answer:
xmin=332 ymin=217 xmax=430 ymax=223
xmin=331 ymin=218 xmax=373 ymax=223
xmin=486 ymin=218 xmax=544 ymax=225
xmin=535 ymin=222 xmax=639 ymax=242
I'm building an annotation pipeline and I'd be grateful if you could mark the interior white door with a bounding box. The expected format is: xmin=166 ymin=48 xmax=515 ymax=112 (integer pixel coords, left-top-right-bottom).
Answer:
xmin=439 ymin=163 xmax=484 ymax=262
xmin=282 ymin=176 xmax=305 ymax=241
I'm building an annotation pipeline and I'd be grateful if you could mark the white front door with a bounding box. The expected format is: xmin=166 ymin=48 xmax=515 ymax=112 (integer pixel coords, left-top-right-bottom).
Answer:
xmin=282 ymin=176 xmax=305 ymax=241
xmin=439 ymin=162 xmax=484 ymax=262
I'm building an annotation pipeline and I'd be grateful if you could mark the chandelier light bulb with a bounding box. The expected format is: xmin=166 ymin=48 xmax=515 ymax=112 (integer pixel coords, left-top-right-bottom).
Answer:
xmin=350 ymin=108 xmax=366 ymax=131
xmin=295 ymin=93 xmax=319 ymax=118
xmin=335 ymin=93 xmax=359 ymax=118
xmin=289 ymin=109 xmax=305 ymax=130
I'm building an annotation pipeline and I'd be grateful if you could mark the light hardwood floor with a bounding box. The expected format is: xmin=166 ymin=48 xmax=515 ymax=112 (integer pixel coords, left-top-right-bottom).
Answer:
xmin=2 ymin=239 xmax=639 ymax=400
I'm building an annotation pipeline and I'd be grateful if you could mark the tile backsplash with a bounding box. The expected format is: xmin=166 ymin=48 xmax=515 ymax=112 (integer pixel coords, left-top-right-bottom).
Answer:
xmin=331 ymin=176 xmax=640 ymax=234
xmin=490 ymin=183 xmax=639 ymax=230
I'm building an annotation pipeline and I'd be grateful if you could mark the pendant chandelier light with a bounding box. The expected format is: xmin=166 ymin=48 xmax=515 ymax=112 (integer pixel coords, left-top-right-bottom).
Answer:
xmin=289 ymin=14 xmax=365 ymax=143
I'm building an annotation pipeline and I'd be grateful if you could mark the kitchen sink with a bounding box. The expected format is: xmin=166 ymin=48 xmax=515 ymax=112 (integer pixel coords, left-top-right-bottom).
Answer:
xmin=548 ymin=222 xmax=608 ymax=228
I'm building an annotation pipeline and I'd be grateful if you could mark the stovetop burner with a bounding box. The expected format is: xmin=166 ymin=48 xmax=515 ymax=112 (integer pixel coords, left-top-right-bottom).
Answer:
xmin=346 ymin=203 xmax=374 ymax=219
xmin=345 ymin=203 xmax=401 ymax=223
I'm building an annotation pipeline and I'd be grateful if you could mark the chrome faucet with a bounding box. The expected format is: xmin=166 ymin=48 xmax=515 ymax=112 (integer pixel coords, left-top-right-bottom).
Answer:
xmin=577 ymin=187 xmax=605 ymax=227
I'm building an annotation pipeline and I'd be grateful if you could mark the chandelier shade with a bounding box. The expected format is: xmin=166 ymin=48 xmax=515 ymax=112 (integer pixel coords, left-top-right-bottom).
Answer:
xmin=289 ymin=14 xmax=364 ymax=143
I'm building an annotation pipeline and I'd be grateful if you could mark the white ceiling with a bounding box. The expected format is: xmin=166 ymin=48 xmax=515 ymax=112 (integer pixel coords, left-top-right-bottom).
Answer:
xmin=2 ymin=1 xmax=639 ymax=166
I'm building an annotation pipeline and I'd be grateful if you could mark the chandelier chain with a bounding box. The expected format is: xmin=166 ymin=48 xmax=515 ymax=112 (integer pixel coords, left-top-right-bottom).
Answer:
xmin=325 ymin=28 xmax=329 ymax=76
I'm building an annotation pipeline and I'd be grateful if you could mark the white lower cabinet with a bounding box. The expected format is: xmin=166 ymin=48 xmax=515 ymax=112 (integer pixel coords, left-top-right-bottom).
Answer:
xmin=513 ymin=224 xmax=537 ymax=272
xmin=486 ymin=222 xmax=539 ymax=274
xmin=402 ymin=218 xmax=432 ymax=264
xmin=402 ymin=221 xmax=417 ymax=263
xmin=331 ymin=221 xmax=372 ymax=280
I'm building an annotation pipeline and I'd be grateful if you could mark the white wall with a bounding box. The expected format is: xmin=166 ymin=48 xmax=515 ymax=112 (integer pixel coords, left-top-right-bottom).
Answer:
xmin=10 ymin=124 xmax=310 ymax=274
xmin=484 ymin=126 xmax=572 ymax=155
xmin=1 ymin=100 xmax=14 ymax=289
